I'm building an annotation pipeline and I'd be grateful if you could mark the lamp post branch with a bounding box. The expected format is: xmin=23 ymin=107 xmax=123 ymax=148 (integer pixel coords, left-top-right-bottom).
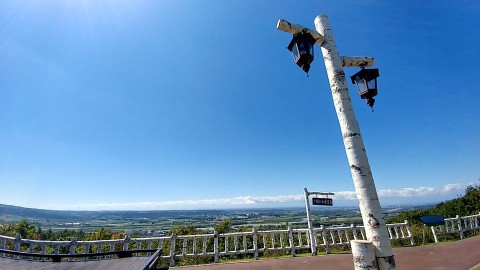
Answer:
xmin=277 ymin=16 xmax=396 ymax=270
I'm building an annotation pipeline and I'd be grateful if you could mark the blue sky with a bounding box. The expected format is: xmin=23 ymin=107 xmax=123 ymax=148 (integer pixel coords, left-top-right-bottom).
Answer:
xmin=0 ymin=0 xmax=479 ymax=211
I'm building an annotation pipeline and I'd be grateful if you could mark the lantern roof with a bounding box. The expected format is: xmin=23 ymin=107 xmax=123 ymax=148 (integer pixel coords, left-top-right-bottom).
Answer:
xmin=287 ymin=32 xmax=316 ymax=51
xmin=350 ymin=68 xmax=380 ymax=84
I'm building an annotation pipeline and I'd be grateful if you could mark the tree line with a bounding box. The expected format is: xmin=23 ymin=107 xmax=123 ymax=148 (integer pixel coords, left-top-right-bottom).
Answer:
xmin=386 ymin=182 xmax=480 ymax=225
xmin=386 ymin=182 xmax=480 ymax=245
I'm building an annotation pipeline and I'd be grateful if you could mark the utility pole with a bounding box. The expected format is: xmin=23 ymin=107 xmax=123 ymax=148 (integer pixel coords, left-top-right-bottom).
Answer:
xmin=277 ymin=15 xmax=396 ymax=270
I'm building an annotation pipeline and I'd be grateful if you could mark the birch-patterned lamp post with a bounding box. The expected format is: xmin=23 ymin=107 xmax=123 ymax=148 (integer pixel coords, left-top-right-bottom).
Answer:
xmin=277 ymin=15 xmax=395 ymax=270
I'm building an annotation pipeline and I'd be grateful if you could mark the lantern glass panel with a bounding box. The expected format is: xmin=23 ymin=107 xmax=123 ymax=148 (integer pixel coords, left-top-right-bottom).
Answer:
xmin=291 ymin=44 xmax=300 ymax=61
xmin=308 ymin=42 xmax=314 ymax=56
xmin=298 ymin=42 xmax=307 ymax=55
xmin=353 ymin=76 xmax=367 ymax=94
xmin=367 ymin=78 xmax=376 ymax=90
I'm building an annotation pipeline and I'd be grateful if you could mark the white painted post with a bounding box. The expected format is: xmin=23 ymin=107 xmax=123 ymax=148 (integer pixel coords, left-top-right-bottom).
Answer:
xmin=304 ymin=188 xmax=317 ymax=255
xmin=242 ymin=235 xmax=247 ymax=253
xmin=431 ymin=226 xmax=439 ymax=243
xmin=202 ymin=237 xmax=207 ymax=256
xmin=253 ymin=228 xmax=259 ymax=260
xmin=123 ymin=235 xmax=130 ymax=251
xmin=29 ymin=242 xmax=34 ymax=260
xmin=107 ymin=242 xmax=114 ymax=259
xmin=321 ymin=226 xmax=330 ymax=254
xmin=314 ymin=15 xmax=395 ymax=270
xmin=14 ymin=234 xmax=21 ymax=259
xmin=352 ymin=224 xmax=358 ymax=240
xmin=351 ymin=240 xmax=379 ymax=270
xmin=69 ymin=238 xmax=76 ymax=262
xmin=41 ymin=243 xmax=46 ymax=261
xmin=169 ymin=233 xmax=176 ymax=267
xmin=456 ymin=215 xmax=464 ymax=239
xmin=182 ymin=238 xmax=187 ymax=256
xmin=288 ymin=226 xmax=296 ymax=256
xmin=214 ymin=231 xmax=219 ymax=263
xmin=405 ymin=220 xmax=415 ymax=245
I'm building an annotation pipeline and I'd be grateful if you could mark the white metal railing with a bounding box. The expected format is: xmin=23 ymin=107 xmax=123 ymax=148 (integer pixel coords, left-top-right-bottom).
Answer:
xmin=0 ymin=221 xmax=414 ymax=266
xmin=311 ymin=221 xmax=415 ymax=253
xmin=430 ymin=212 xmax=480 ymax=242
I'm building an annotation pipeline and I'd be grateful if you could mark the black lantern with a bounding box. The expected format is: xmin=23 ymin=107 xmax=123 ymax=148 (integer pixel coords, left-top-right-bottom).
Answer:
xmin=350 ymin=68 xmax=380 ymax=110
xmin=287 ymin=31 xmax=316 ymax=75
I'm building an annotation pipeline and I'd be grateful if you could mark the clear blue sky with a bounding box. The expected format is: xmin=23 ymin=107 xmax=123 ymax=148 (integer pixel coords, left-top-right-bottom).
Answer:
xmin=1 ymin=0 xmax=479 ymax=210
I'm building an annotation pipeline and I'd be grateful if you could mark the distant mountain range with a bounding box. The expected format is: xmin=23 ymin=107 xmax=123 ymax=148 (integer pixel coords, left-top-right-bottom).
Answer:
xmin=0 ymin=204 xmax=89 ymax=221
xmin=0 ymin=203 xmax=435 ymax=224
xmin=0 ymin=203 xmax=248 ymax=222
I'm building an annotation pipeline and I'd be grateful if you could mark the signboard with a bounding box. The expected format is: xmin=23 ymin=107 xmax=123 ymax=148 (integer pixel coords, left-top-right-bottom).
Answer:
xmin=419 ymin=215 xmax=445 ymax=226
xmin=312 ymin=198 xmax=333 ymax=206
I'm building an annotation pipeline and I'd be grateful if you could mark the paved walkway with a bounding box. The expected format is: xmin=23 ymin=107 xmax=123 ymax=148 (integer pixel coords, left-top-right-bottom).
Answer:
xmin=173 ymin=235 xmax=480 ymax=270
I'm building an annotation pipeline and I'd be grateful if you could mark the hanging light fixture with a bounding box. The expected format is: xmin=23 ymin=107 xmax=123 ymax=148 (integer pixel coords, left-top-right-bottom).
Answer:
xmin=350 ymin=68 xmax=380 ymax=110
xmin=287 ymin=30 xmax=316 ymax=75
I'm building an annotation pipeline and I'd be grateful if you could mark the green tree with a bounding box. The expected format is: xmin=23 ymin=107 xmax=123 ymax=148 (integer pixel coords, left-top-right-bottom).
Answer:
xmin=215 ymin=219 xmax=232 ymax=234
xmin=87 ymin=228 xmax=112 ymax=241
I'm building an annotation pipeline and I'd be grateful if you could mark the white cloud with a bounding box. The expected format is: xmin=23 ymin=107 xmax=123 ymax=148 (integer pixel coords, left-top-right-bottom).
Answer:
xmin=64 ymin=195 xmax=304 ymax=211
xmin=378 ymin=187 xmax=435 ymax=198
xmin=59 ymin=184 xmax=465 ymax=211
xmin=442 ymin=183 xmax=462 ymax=193
xmin=334 ymin=191 xmax=357 ymax=200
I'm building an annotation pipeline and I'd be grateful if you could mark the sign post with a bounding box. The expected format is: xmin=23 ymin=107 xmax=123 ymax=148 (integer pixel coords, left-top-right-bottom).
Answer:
xmin=304 ymin=188 xmax=334 ymax=255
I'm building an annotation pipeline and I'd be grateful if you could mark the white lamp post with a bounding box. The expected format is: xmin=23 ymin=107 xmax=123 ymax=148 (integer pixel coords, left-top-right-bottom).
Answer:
xmin=277 ymin=15 xmax=396 ymax=270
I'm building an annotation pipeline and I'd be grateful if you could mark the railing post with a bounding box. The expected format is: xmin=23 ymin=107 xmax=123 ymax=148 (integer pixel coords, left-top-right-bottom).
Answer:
xmin=28 ymin=241 xmax=34 ymax=260
xmin=457 ymin=215 xmax=464 ymax=239
xmin=97 ymin=242 xmax=103 ymax=260
xmin=475 ymin=212 xmax=480 ymax=231
xmin=202 ymin=237 xmax=207 ymax=256
xmin=85 ymin=243 xmax=90 ymax=261
xmin=431 ymin=226 xmax=439 ymax=243
xmin=193 ymin=237 xmax=198 ymax=255
xmin=69 ymin=237 xmax=77 ymax=261
xmin=213 ymin=231 xmax=219 ymax=263
xmin=321 ymin=225 xmax=330 ymax=254
xmin=1 ymin=238 xmax=6 ymax=258
xmin=123 ymin=235 xmax=131 ymax=251
xmin=169 ymin=233 xmax=176 ymax=267
xmin=252 ymin=228 xmax=258 ymax=260
xmin=41 ymin=243 xmax=47 ymax=261
xmin=233 ymin=235 xmax=238 ymax=253
xmin=270 ymin=232 xmax=275 ymax=249
xmin=351 ymin=224 xmax=358 ymax=240
xmin=405 ymin=220 xmax=415 ymax=245
xmin=182 ymin=238 xmax=187 ymax=256
xmin=243 ymin=234 xmax=247 ymax=253
xmin=288 ymin=226 xmax=296 ymax=256
xmin=14 ymin=233 xmax=21 ymax=259
xmin=225 ymin=235 xmax=229 ymax=254
xmin=54 ymin=243 xmax=60 ymax=256
xmin=109 ymin=242 xmax=115 ymax=259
